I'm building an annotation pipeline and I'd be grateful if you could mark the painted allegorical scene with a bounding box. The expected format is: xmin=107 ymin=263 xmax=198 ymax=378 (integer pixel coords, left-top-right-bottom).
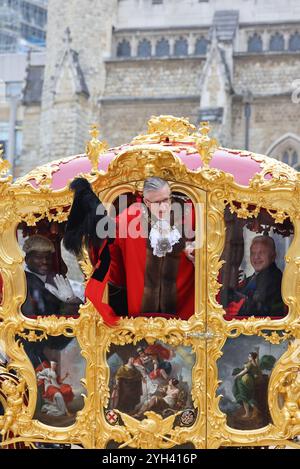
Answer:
xmin=106 ymin=341 xmax=196 ymax=427
xmin=217 ymin=334 xmax=288 ymax=430
xmin=22 ymin=336 xmax=86 ymax=427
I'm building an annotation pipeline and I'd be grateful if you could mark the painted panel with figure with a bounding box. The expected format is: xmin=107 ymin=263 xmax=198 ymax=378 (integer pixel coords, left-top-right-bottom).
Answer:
xmin=21 ymin=335 xmax=86 ymax=427
xmin=106 ymin=341 xmax=196 ymax=428
xmin=217 ymin=334 xmax=288 ymax=430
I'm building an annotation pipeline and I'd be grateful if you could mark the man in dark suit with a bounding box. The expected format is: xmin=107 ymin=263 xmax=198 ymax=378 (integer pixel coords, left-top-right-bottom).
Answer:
xmin=21 ymin=235 xmax=81 ymax=317
xmin=227 ymin=235 xmax=286 ymax=317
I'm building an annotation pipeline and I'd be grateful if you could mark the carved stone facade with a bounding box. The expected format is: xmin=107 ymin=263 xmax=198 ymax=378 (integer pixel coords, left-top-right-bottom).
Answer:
xmin=18 ymin=0 xmax=300 ymax=175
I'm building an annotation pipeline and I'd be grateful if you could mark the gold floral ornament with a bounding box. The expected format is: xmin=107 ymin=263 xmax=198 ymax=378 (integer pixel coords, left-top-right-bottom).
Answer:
xmin=195 ymin=122 xmax=218 ymax=170
xmin=258 ymin=330 xmax=292 ymax=345
xmin=114 ymin=410 xmax=180 ymax=449
xmin=86 ymin=124 xmax=108 ymax=174
xmin=131 ymin=115 xmax=196 ymax=145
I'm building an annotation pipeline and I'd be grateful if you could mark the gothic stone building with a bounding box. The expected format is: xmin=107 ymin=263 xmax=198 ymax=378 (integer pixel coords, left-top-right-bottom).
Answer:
xmin=19 ymin=0 xmax=300 ymax=176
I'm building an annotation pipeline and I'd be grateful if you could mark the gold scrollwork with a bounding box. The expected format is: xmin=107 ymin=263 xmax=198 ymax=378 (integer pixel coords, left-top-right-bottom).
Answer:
xmin=258 ymin=331 xmax=293 ymax=345
xmin=269 ymin=339 xmax=300 ymax=439
xmin=114 ymin=410 xmax=181 ymax=449
xmin=131 ymin=115 xmax=196 ymax=145
xmin=0 ymin=115 xmax=299 ymax=448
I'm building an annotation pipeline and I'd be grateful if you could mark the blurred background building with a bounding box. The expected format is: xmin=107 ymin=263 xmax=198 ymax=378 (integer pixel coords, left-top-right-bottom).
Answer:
xmin=0 ymin=0 xmax=47 ymax=172
xmin=0 ymin=0 xmax=300 ymax=177
xmin=0 ymin=0 xmax=47 ymax=54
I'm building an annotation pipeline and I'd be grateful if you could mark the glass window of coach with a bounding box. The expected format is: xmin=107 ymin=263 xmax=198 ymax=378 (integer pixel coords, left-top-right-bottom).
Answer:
xmin=218 ymin=205 xmax=293 ymax=321
xmin=17 ymin=219 xmax=84 ymax=319
xmin=107 ymin=188 xmax=196 ymax=321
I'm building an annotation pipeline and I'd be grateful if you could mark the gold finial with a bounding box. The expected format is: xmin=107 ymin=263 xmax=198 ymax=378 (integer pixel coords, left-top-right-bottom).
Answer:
xmin=0 ymin=144 xmax=11 ymax=179
xmin=86 ymin=124 xmax=108 ymax=174
xmin=89 ymin=124 xmax=100 ymax=140
xmin=195 ymin=121 xmax=218 ymax=169
xmin=131 ymin=115 xmax=196 ymax=145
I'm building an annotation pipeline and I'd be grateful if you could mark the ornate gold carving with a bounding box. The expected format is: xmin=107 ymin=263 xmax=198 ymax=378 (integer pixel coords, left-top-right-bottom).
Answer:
xmin=86 ymin=124 xmax=108 ymax=174
xmin=17 ymin=330 xmax=48 ymax=342
xmin=114 ymin=410 xmax=180 ymax=449
xmin=195 ymin=122 xmax=218 ymax=169
xmin=279 ymin=370 xmax=300 ymax=429
xmin=0 ymin=115 xmax=300 ymax=449
xmin=15 ymin=154 xmax=81 ymax=189
xmin=258 ymin=331 xmax=293 ymax=345
xmin=269 ymin=339 xmax=300 ymax=439
xmin=131 ymin=115 xmax=196 ymax=145
xmin=0 ymin=375 xmax=27 ymax=439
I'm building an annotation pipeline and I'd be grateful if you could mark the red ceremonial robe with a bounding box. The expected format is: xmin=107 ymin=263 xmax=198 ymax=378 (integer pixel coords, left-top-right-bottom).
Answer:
xmin=85 ymin=239 xmax=120 ymax=326
xmin=108 ymin=204 xmax=195 ymax=320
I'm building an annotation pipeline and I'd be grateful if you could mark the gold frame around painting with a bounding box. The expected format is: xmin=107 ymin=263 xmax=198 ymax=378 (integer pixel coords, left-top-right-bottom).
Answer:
xmin=0 ymin=116 xmax=300 ymax=449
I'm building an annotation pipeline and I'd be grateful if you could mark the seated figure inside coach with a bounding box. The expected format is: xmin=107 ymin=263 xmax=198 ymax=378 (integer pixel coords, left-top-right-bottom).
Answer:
xmin=224 ymin=235 xmax=286 ymax=318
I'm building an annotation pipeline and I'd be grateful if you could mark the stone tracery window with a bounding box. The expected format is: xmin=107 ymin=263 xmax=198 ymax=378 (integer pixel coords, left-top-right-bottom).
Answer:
xmin=269 ymin=33 xmax=284 ymax=52
xmin=247 ymin=33 xmax=263 ymax=53
xmin=281 ymin=148 xmax=299 ymax=168
xmin=116 ymin=39 xmax=131 ymax=58
xmin=268 ymin=135 xmax=300 ymax=172
xmin=174 ymin=37 xmax=188 ymax=57
xmin=155 ymin=38 xmax=170 ymax=57
xmin=289 ymin=32 xmax=300 ymax=51
xmin=137 ymin=39 xmax=152 ymax=57
xmin=195 ymin=37 xmax=208 ymax=55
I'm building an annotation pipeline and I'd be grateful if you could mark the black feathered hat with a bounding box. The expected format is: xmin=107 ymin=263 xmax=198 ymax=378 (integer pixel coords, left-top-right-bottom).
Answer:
xmin=63 ymin=177 xmax=111 ymax=256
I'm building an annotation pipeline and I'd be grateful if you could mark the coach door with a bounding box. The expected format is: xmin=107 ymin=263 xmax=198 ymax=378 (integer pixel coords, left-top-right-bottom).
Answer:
xmin=94 ymin=182 xmax=207 ymax=449
xmin=205 ymin=186 xmax=299 ymax=449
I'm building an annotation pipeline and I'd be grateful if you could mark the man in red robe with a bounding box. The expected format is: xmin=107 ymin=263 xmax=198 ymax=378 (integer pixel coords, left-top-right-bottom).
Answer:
xmin=64 ymin=177 xmax=195 ymax=326
xmin=108 ymin=177 xmax=195 ymax=320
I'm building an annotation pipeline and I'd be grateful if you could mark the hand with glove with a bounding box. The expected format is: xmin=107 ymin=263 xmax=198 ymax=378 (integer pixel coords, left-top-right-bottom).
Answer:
xmin=45 ymin=275 xmax=79 ymax=304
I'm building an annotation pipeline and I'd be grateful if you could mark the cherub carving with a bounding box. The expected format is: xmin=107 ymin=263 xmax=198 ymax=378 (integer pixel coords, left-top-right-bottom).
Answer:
xmin=0 ymin=377 xmax=26 ymax=436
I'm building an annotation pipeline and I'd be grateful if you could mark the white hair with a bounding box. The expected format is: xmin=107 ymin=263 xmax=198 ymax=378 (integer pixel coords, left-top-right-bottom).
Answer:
xmin=143 ymin=177 xmax=169 ymax=196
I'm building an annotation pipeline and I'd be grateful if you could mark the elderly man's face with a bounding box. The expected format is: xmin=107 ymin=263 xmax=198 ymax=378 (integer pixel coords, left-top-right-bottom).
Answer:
xmin=26 ymin=250 xmax=53 ymax=276
xmin=144 ymin=184 xmax=171 ymax=220
xmin=250 ymin=242 xmax=275 ymax=273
